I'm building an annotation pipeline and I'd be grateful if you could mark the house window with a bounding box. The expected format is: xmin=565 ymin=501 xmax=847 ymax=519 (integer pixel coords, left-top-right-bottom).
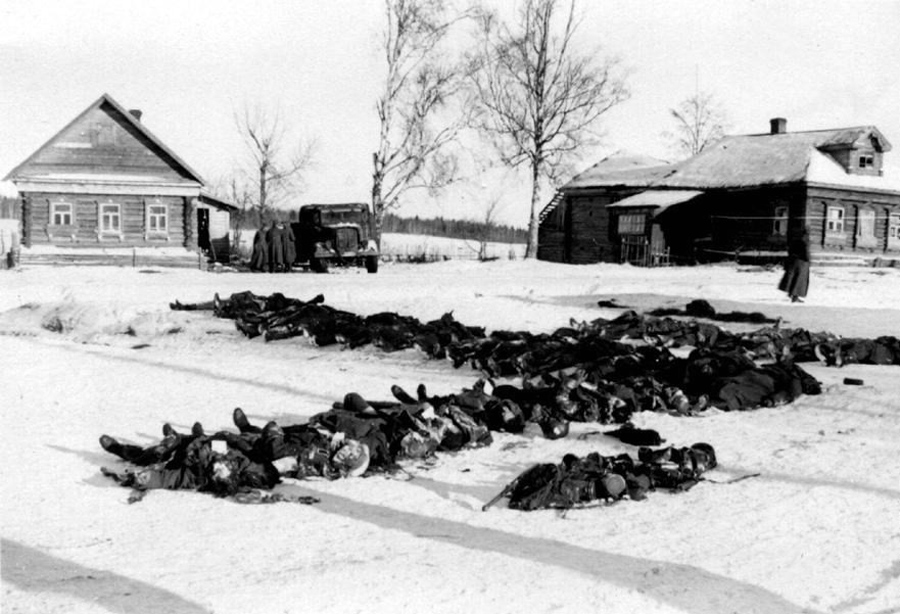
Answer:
xmin=889 ymin=212 xmax=900 ymax=249
xmin=617 ymin=213 xmax=646 ymax=235
xmin=859 ymin=154 xmax=874 ymax=169
xmin=826 ymin=206 xmax=845 ymax=234
xmin=100 ymin=203 xmax=121 ymax=233
xmin=773 ymin=206 xmax=788 ymax=236
xmin=51 ymin=202 xmax=73 ymax=225
xmin=148 ymin=204 xmax=168 ymax=232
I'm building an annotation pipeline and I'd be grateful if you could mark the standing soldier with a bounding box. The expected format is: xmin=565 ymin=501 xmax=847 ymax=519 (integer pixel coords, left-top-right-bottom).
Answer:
xmin=250 ymin=222 xmax=269 ymax=272
xmin=267 ymin=221 xmax=287 ymax=273
xmin=778 ymin=227 xmax=811 ymax=303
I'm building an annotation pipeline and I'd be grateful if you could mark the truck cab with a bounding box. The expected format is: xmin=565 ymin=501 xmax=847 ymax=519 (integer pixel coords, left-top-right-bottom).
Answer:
xmin=292 ymin=203 xmax=380 ymax=273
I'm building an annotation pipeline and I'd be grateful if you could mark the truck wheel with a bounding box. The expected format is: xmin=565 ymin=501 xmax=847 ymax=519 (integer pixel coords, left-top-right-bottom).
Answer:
xmin=310 ymin=258 xmax=328 ymax=273
xmin=365 ymin=256 xmax=379 ymax=274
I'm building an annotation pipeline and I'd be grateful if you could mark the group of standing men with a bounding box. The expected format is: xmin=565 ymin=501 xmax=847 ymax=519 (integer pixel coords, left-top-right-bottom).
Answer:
xmin=250 ymin=221 xmax=296 ymax=273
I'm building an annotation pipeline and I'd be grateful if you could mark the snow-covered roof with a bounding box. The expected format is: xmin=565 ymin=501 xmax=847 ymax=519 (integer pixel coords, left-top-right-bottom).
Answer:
xmin=4 ymin=93 xmax=206 ymax=186
xmin=606 ymin=189 xmax=704 ymax=208
xmin=563 ymin=126 xmax=900 ymax=196
xmin=561 ymin=152 xmax=675 ymax=190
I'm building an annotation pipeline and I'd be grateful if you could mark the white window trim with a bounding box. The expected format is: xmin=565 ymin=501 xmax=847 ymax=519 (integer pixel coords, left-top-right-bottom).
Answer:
xmin=825 ymin=205 xmax=845 ymax=235
xmin=145 ymin=201 xmax=170 ymax=240
xmin=50 ymin=201 xmax=74 ymax=226
xmin=98 ymin=202 xmax=123 ymax=239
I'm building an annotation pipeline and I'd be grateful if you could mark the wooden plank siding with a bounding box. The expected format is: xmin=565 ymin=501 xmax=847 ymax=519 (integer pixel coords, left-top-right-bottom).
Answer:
xmin=23 ymin=192 xmax=187 ymax=248
xmin=22 ymin=101 xmax=195 ymax=183
xmin=697 ymin=185 xmax=803 ymax=255
xmin=806 ymin=185 xmax=900 ymax=254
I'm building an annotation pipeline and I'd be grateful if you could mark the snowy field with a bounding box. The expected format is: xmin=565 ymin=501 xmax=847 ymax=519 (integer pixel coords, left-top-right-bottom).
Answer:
xmin=1 ymin=259 xmax=899 ymax=614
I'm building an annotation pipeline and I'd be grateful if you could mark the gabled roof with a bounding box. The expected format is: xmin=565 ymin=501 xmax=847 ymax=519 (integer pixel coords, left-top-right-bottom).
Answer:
xmin=4 ymin=93 xmax=205 ymax=185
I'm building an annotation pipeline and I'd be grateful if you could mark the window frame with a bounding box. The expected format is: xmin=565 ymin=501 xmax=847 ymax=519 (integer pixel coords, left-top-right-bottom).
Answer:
xmin=50 ymin=201 xmax=74 ymax=226
xmin=889 ymin=212 xmax=900 ymax=250
xmin=99 ymin=202 xmax=122 ymax=236
xmin=617 ymin=212 xmax=646 ymax=236
xmin=825 ymin=205 xmax=845 ymax=235
xmin=859 ymin=154 xmax=875 ymax=169
xmin=855 ymin=207 xmax=876 ymax=247
xmin=773 ymin=206 xmax=788 ymax=236
xmin=147 ymin=204 xmax=168 ymax=233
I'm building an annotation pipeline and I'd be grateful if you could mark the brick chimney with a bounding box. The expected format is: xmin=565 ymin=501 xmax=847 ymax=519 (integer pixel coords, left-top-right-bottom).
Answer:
xmin=129 ymin=109 xmax=143 ymax=122
xmin=770 ymin=117 xmax=787 ymax=134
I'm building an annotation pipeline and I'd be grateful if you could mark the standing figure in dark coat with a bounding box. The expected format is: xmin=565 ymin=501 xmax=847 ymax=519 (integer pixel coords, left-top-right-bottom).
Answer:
xmin=267 ymin=222 xmax=287 ymax=272
xmin=283 ymin=223 xmax=296 ymax=272
xmin=250 ymin=223 xmax=269 ymax=272
xmin=778 ymin=228 xmax=811 ymax=303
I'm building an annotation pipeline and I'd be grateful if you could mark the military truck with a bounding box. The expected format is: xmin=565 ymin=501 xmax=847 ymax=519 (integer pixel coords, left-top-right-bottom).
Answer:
xmin=291 ymin=203 xmax=380 ymax=273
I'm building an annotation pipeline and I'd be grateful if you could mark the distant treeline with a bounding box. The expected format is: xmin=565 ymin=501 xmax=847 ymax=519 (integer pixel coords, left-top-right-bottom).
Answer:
xmin=382 ymin=212 xmax=527 ymax=244
xmin=237 ymin=207 xmax=527 ymax=244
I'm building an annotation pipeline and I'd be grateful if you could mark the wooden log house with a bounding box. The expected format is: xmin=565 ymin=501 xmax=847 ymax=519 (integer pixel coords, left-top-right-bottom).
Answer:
xmin=539 ymin=119 xmax=900 ymax=266
xmin=3 ymin=93 xmax=236 ymax=266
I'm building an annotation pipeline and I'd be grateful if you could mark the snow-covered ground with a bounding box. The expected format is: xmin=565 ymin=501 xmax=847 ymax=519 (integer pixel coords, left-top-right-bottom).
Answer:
xmin=1 ymin=259 xmax=899 ymax=614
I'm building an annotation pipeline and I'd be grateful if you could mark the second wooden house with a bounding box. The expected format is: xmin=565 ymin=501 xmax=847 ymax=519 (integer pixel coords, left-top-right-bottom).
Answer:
xmin=539 ymin=118 xmax=900 ymax=266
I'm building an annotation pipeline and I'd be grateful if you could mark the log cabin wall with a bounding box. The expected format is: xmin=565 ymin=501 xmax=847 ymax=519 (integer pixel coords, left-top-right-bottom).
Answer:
xmin=537 ymin=197 xmax=568 ymax=262
xmin=564 ymin=189 xmax=644 ymax=264
xmin=22 ymin=192 xmax=186 ymax=247
xmin=806 ymin=185 xmax=900 ymax=254
xmin=699 ymin=185 xmax=804 ymax=254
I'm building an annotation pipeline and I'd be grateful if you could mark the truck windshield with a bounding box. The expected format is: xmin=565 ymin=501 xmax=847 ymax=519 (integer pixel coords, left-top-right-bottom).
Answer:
xmin=320 ymin=209 xmax=366 ymax=224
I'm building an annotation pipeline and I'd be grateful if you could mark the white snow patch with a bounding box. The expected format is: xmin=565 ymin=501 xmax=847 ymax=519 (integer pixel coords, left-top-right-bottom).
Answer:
xmin=1 ymin=260 xmax=899 ymax=614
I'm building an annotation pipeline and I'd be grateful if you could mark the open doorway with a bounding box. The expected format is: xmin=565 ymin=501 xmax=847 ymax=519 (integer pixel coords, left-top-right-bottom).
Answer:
xmin=197 ymin=208 xmax=210 ymax=252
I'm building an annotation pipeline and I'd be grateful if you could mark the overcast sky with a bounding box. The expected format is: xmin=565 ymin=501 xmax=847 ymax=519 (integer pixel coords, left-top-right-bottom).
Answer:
xmin=1 ymin=0 xmax=898 ymax=226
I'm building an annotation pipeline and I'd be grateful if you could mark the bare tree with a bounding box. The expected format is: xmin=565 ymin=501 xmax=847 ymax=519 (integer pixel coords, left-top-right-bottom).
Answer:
xmin=235 ymin=104 xmax=316 ymax=215
xmin=471 ymin=0 xmax=629 ymax=258
xmin=665 ymin=91 xmax=729 ymax=158
xmin=372 ymin=0 xmax=472 ymax=245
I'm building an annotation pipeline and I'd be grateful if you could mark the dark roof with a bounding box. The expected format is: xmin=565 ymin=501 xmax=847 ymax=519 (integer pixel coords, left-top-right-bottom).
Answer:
xmin=4 ymin=93 xmax=206 ymax=184
xmin=198 ymin=190 xmax=238 ymax=212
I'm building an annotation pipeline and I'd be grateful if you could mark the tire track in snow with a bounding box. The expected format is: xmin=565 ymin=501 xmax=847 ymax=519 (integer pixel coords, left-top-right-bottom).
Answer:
xmin=1 ymin=538 xmax=211 ymax=614
xmin=288 ymin=487 xmax=821 ymax=614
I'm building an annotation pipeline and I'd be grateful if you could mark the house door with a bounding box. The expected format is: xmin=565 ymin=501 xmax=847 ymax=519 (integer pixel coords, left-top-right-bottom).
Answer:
xmin=649 ymin=223 xmax=669 ymax=265
xmin=197 ymin=209 xmax=210 ymax=251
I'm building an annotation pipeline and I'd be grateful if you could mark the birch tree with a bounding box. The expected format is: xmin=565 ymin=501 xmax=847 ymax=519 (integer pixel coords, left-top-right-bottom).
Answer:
xmin=471 ymin=0 xmax=629 ymax=258
xmin=372 ymin=0 xmax=472 ymax=245
xmin=665 ymin=91 xmax=729 ymax=158
xmin=235 ymin=104 xmax=316 ymax=215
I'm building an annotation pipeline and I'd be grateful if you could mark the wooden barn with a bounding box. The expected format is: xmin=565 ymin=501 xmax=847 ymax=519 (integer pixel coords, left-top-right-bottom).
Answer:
xmin=539 ymin=118 xmax=900 ymax=266
xmin=3 ymin=93 xmax=236 ymax=267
